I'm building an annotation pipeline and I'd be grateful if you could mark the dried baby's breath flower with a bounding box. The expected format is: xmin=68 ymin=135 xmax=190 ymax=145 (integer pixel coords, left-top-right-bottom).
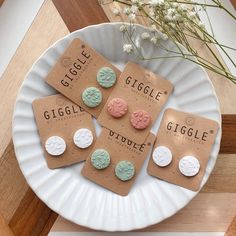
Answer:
xmin=119 ymin=25 xmax=127 ymax=32
xmin=198 ymin=21 xmax=205 ymax=29
xmin=130 ymin=5 xmax=138 ymax=13
xmin=149 ymin=0 xmax=164 ymax=7
xmin=112 ymin=8 xmax=120 ymax=16
xmin=123 ymin=7 xmax=131 ymax=15
xmin=128 ymin=13 xmax=136 ymax=21
xmin=123 ymin=44 xmax=133 ymax=53
xmin=150 ymin=37 xmax=158 ymax=44
xmin=141 ymin=32 xmax=150 ymax=40
xmin=111 ymin=0 xmax=236 ymax=84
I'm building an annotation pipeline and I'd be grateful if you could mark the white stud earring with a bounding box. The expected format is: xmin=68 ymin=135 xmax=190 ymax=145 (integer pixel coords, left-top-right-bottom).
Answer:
xmin=152 ymin=146 xmax=172 ymax=167
xmin=45 ymin=136 xmax=66 ymax=156
xmin=178 ymin=156 xmax=200 ymax=177
xmin=73 ymin=128 xmax=94 ymax=149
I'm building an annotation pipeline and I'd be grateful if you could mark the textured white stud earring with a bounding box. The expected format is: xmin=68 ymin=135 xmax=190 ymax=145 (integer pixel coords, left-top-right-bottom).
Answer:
xmin=73 ymin=128 xmax=94 ymax=149
xmin=45 ymin=136 xmax=66 ymax=156
xmin=178 ymin=156 xmax=200 ymax=177
xmin=152 ymin=146 xmax=172 ymax=167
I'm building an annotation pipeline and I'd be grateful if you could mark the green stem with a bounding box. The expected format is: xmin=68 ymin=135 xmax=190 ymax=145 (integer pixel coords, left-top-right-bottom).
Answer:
xmin=113 ymin=0 xmax=131 ymax=6
xmin=183 ymin=15 xmax=236 ymax=68
xmin=169 ymin=1 xmax=218 ymax=7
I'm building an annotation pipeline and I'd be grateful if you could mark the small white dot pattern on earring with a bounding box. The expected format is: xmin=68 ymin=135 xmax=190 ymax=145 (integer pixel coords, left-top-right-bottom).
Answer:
xmin=45 ymin=136 xmax=66 ymax=156
xmin=73 ymin=128 xmax=94 ymax=149
xmin=179 ymin=156 xmax=200 ymax=177
xmin=152 ymin=146 xmax=172 ymax=167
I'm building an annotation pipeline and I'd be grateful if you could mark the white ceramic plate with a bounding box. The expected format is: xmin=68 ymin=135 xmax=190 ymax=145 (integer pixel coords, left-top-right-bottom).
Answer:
xmin=12 ymin=23 xmax=221 ymax=231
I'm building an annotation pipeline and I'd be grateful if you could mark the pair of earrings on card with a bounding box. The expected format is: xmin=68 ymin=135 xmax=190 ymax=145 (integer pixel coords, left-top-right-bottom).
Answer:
xmin=90 ymin=148 xmax=135 ymax=182
xmin=152 ymin=146 xmax=200 ymax=177
xmin=107 ymin=97 xmax=151 ymax=130
xmin=45 ymin=128 xmax=94 ymax=156
xmin=82 ymin=67 xmax=117 ymax=108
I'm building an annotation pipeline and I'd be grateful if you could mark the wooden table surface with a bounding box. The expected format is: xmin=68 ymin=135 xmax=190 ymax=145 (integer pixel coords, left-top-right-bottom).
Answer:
xmin=0 ymin=0 xmax=236 ymax=235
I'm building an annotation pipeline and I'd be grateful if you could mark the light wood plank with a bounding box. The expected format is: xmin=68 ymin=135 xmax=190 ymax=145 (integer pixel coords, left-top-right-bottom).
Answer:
xmin=202 ymin=154 xmax=236 ymax=192
xmin=0 ymin=142 xmax=28 ymax=223
xmin=9 ymin=188 xmax=58 ymax=236
xmin=0 ymin=0 xmax=69 ymax=158
xmin=0 ymin=214 xmax=14 ymax=236
xmin=0 ymin=0 xmax=68 ymax=232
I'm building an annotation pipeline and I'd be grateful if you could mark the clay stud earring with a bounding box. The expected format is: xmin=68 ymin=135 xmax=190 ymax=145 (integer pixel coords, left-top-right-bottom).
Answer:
xmin=73 ymin=128 xmax=94 ymax=149
xmin=178 ymin=156 xmax=200 ymax=177
xmin=152 ymin=146 xmax=172 ymax=167
xmin=91 ymin=149 xmax=110 ymax=170
xmin=82 ymin=87 xmax=102 ymax=108
xmin=130 ymin=110 xmax=151 ymax=130
xmin=45 ymin=136 xmax=66 ymax=156
xmin=115 ymin=160 xmax=135 ymax=181
xmin=96 ymin=67 xmax=117 ymax=88
xmin=107 ymin=98 xmax=128 ymax=118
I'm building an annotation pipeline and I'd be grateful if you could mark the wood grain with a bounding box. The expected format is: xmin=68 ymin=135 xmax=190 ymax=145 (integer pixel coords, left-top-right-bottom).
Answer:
xmin=202 ymin=154 xmax=236 ymax=193
xmin=0 ymin=142 xmax=28 ymax=223
xmin=0 ymin=214 xmax=14 ymax=236
xmin=9 ymin=189 xmax=58 ymax=236
xmin=0 ymin=0 xmax=4 ymax=7
xmin=226 ymin=214 xmax=236 ymax=236
xmin=221 ymin=114 xmax=236 ymax=153
xmin=231 ymin=0 xmax=236 ymax=9
xmin=52 ymin=0 xmax=109 ymax=31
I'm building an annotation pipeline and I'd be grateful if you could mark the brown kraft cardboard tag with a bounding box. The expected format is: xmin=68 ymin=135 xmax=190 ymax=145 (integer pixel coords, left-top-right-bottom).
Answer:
xmin=32 ymin=94 xmax=96 ymax=169
xmin=45 ymin=38 xmax=121 ymax=118
xmin=98 ymin=62 xmax=173 ymax=144
xmin=82 ymin=128 xmax=156 ymax=196
xmin=147 ymin=108 xmax=219 ymax=191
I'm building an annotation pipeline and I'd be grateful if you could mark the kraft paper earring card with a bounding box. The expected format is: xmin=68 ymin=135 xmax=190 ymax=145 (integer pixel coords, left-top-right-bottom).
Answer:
xmin=82 ymin=128 xmax=155 ymax=196
xmin=147 ymin=108 xmax=219 ymax=191
xmin=98 ymin=62 xmax=173 ymax=144
xmin=32 ymin=94 xmax=96 ymax=169
xmin=45 ymin=38 xmax=121 ymax=118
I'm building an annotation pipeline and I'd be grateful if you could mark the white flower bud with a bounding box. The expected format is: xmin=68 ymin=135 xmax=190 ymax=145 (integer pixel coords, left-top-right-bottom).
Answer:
xmin=150 ymin=37 xmax=157 ymax=44
xmin=149 ymin=0 xmax=164 ymax=6
xmin=128 ymin=13 xmax=136 ymax=21
xmin=119 ymin=25 xmax=127 ymax=32
xmin=123 ymin=44 xmax=133 ymax=53
xmin=123 ymin=7 xmax=131 ymax=15
xmin=188 ymin=11 xmax=197 ymax=18
xmin=150 ymin=24 xmax=157 ymax=32
xmin=198 ymin=21 xmax=205 ymax=29
xmin=141 ymin=32 xmax=150 ymax=39
xmin=112 ymin=8 xmax=120 ymax=16
xmin=180 ymin=4 xmax=188 ymax=11
xmin=161 ymin=33 xmax=168 ymax=41
xmin=131 ymin=5 xmax=138 ymax=13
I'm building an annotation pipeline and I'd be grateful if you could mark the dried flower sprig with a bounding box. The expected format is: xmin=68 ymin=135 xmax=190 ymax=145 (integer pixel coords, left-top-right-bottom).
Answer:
xmin=105 ymin=0 xmax=236 ymax=84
